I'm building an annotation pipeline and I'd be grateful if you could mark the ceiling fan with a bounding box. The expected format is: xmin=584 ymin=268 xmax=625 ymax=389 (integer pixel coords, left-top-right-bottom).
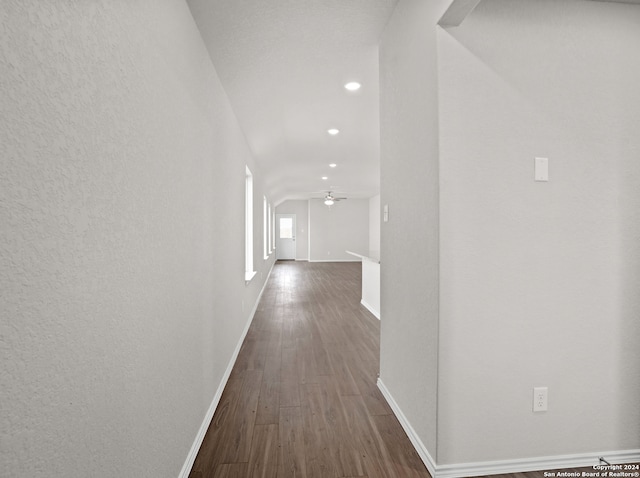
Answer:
xmin=322 ymin=191 xmax=347 ymax=206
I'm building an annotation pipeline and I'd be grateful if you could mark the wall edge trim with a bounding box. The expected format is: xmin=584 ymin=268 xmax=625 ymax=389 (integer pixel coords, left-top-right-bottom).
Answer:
xmin=435 ymin=449 xmax=640 ymax=478
xmin=308 ymin=259 xmax=361 ymax=263
xmin=360 ymin=299 xmax=381 ymax=319
xmin=377 ymin=378 xmax=438 ymax=476
xmin=178 ymin=261 xmax=275 ymax=478
xmin=378 ymin=375 xmax=640 ymax=478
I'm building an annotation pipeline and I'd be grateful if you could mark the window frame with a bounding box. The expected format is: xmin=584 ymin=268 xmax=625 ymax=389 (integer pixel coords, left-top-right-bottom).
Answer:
xmin=245 ymin=166 xmax=256 ymax=282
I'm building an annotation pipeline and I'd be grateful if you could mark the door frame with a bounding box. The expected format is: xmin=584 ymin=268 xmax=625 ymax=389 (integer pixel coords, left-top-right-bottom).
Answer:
xmin=275 ymin=214 xmax=296 ymax=260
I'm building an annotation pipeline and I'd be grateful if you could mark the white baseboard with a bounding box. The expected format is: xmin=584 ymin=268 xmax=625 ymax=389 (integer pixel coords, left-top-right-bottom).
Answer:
xmin=436 ymin=449 xmax=640 ymax=478
xmin=360 ymin=299 xmax=380 ymax=320
xmin=178 ymin=262 xmax=275 ymax=478
xmin=377 ymin=378 xmax=640 ymax=478
xmin=308 ymin=259 xmax=361 ymax=263
xmin=377 ymin=378 xmax=438 ymax=477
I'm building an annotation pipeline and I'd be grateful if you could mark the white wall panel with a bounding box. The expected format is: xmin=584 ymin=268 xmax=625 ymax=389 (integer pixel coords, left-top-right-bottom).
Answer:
xmin=0 ymin=2 xmax=275 ymax=476
xmin=437 ymin=0 xmax=640 ymax=464
xmin=308 ymin=199 xmax=369 ymax=262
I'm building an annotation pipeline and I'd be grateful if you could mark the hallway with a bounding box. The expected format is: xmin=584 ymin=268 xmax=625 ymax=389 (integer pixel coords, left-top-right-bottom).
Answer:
xmin=189 ymin=261 xmax=431 ymax=478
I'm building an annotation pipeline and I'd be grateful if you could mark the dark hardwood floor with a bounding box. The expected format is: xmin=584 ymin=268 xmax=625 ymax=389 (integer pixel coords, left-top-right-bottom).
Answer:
xmin=189 ymin=261 xmax=638 ymax=478
xmin=189 ymin=261 xmax=429 ymax=478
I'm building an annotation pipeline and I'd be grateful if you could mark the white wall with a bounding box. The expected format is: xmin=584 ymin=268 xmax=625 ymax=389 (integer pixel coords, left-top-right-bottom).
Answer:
xmin=381 ymin=0 xmax=640 ymax=471
xmin=369 ymin=194 xmax=381 ymax=254
xmin=274 ymin=200 xmax=309 ymax=260
xmin=379 ymin=0 xmax=450 ymax=461
xmin=0 ymin=2 xmax=275 ymax=477
xmin=308 ymin=199 xmax=369 ymax=262
xmin=437 ymin=0 xmax=640 ymax=464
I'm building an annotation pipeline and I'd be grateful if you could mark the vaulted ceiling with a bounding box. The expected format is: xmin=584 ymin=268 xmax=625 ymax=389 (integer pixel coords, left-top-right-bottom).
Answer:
xmin=187 ymin=0 xmax=639 ymax=206
xmin=187 ymin=0 xmax=399 ymax=206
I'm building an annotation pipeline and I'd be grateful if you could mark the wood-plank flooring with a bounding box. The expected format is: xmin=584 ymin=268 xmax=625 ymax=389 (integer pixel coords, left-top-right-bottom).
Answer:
xmin=189 ymin=261 xmax=638 ymax=478
xmin=189 ymin=261 xmax=429 ymax=478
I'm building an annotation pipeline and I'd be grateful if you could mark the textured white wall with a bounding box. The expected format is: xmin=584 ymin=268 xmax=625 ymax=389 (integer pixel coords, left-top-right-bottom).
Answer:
xmin=274 ymin=200 xmax=309 ymax=260
xmin=437 ymin=0 xmax=640 ymax=464
xmin=308 ymin=199 xmax=369 ymax=262
xmin=378 ymin=0 xmax=451 ymax=460
xmin=368 ymin=194 xmax=381 ymax=254
xmin=0 ymin=1 xmax=274 ymax=476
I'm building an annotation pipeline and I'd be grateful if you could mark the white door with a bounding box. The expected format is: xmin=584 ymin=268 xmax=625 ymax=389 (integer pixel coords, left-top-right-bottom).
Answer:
xmin=276 ymin=214 xmax=296 ymax=260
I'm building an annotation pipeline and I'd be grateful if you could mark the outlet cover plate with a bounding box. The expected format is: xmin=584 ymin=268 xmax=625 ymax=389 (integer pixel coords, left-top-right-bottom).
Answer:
xmin=533 ymin=386 xmax=548 ymax=412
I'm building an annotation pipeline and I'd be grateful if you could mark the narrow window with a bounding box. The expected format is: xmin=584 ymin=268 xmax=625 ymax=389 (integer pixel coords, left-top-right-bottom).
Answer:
xmin=271 ymin=208 xmax=276 ymax=252
xmin=263 ymin=196 xmax=268 ymax=259
xmin=245 ymin=167 xmax=255 ymax=281
xmin=268 ymin=203 xmax=272 ymax=254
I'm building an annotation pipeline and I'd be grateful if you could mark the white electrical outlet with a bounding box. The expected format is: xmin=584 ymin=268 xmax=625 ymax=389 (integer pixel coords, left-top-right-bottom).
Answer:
xmin=533 ymin=387 xmax=548 ymax=412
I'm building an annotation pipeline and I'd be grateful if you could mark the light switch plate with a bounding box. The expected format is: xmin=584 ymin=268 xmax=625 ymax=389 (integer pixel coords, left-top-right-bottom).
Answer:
xmin=535 ymin=157 xmax=549 ymax=182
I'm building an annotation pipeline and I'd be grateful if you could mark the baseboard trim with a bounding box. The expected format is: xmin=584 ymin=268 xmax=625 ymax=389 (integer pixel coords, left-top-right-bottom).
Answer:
xmin=377 ymin=378 xmax=438 ymax=477
xmin=435 ymin=449 xmax=640 ymax=478
xmin=308 ymin=259 xmax=361 ymax=263
xmin=178 ymin=262 xmax=275 ymax=478
xmin=377 ymin=378 xmax=640 ymax=478
xmin=360 ymin=299 xmax=380 ymax=320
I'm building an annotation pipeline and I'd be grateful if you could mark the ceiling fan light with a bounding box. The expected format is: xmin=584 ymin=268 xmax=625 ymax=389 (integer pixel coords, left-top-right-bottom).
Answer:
xmin=345 ymin=82 xmax=361 ymax=91
xmin=324 ymin=199 xmax=334 ymax=206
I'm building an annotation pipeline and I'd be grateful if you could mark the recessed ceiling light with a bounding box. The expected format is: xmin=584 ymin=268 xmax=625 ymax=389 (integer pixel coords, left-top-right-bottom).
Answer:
xmin=329 ymin=163 xmax=337 ymax=168
xmin=322 ymin=176 xmax=328 ymax=180
xmin=327 ymin=128 xmax=339 ymax=135
xmin=344 ymin=82 xmax=361 ymax=91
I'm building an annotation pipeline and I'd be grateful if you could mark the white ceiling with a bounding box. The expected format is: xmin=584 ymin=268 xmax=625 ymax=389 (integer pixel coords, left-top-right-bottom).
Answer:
xmin=187 ymin=0 xmax=399 ymax=205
